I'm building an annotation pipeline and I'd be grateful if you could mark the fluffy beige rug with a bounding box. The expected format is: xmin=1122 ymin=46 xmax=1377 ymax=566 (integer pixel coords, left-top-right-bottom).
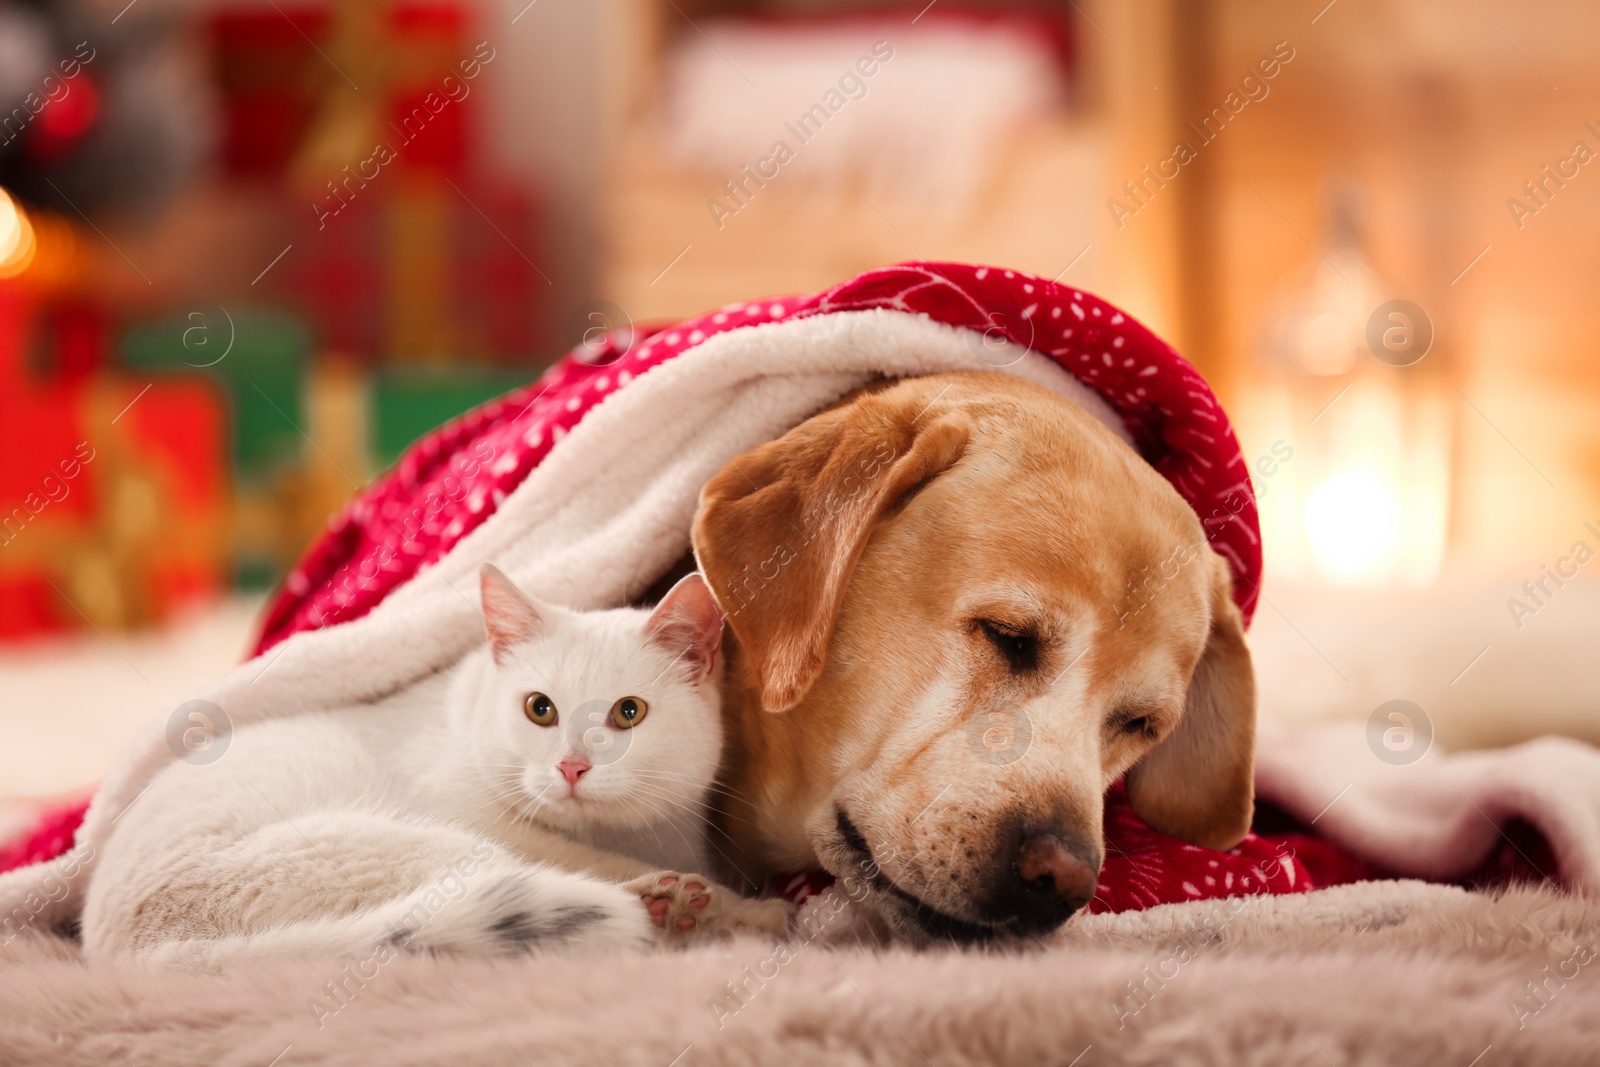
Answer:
xmin=3 ymin=881 xmax=1597 ymax=1066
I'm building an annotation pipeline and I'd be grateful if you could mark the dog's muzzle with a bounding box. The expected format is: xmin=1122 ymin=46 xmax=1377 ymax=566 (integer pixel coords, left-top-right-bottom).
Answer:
xmin=833 ymin=808 xmax=1101 ymax=943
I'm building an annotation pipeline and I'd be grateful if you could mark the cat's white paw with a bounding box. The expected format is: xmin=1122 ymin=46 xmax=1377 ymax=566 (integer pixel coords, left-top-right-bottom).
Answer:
xmin=400 ymin=868 xmax=653 ymax=957
xmin=627 ymin=871 xmax=794 ymax=945
xmin=628 ymin=871 xmax=717 ymax=945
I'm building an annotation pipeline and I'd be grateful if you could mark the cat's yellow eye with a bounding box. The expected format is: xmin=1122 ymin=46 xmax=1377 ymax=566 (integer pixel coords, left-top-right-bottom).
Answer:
xmin=609 ymin=696 xmax=648 ymax=729
xmin=524 ymin=693 xmax=558 ymax=727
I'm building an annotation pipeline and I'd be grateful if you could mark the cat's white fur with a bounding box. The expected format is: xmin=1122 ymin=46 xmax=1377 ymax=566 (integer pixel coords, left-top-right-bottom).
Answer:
xmin=81 ymin=567 xmax=769 ymax=970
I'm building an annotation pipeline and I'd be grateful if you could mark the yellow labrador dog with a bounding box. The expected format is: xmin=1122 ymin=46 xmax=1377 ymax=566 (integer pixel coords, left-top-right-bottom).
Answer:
xmin=690 ymin=372 xmax=1255 ymax=944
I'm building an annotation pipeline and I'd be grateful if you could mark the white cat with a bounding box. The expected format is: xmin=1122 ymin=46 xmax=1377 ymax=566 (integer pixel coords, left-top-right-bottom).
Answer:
xmin=81 ymin=565 xmax=789 ymax=971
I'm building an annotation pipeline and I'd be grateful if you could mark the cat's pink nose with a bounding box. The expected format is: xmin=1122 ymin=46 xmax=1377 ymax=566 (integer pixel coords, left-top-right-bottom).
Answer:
xmin=557 ymin=760 xmax=591 ymax=787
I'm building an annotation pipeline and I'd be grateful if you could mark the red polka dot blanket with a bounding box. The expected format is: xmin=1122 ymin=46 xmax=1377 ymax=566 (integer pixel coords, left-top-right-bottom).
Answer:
xmin=2 ymin=262 xmax=1552 ymax=927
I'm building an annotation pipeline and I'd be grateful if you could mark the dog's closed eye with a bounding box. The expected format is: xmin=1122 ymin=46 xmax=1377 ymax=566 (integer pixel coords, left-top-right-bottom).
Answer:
xmin=1107 ymin=708 xmax=1161 ymax=740
xmin=976 ymin=619 xmax=1039 ymax=674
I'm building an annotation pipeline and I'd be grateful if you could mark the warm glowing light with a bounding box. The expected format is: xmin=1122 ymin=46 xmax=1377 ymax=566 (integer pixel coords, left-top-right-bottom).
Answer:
xmin=0 ymin=188 xmax=38 ymax=279
xmin=1298 ymin=310 xmax=1358 ymax=375
xmin=1304 ymin=469 xmax=1405 ymax=582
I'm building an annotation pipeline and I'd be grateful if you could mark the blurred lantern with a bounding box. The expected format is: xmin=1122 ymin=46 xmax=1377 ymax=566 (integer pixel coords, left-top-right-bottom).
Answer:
xmin=1253 ymin=181 xmax=1452 ymax=585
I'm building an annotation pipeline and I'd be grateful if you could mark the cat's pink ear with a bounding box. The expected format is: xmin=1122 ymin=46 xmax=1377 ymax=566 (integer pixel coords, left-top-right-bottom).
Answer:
xmin=480 ymin=564 xmax=543 ymax=663
xmin=645 ymin=573 xmax=725 ymax=679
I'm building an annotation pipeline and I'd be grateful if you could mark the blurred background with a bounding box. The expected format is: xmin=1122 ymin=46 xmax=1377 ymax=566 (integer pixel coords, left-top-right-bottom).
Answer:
xmin=1 ymin=0 xmax=1597 ymax=810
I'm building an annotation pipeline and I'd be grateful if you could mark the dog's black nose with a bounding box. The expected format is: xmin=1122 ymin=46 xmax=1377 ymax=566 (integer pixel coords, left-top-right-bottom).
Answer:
xmin=1007 ymin=833 xmax=1100 ymax=929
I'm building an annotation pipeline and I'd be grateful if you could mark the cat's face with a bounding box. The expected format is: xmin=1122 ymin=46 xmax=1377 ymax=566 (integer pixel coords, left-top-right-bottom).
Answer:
xmin=468 ymin=565 xmax=726 ymax=836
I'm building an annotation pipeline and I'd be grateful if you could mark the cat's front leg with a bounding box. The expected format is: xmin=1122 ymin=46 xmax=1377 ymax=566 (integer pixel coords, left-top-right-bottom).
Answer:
xmin=626 ymin=872 xmax=794 ymax=946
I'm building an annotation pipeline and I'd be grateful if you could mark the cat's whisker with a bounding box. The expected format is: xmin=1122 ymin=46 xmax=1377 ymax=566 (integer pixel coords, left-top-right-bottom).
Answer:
xmin=631 ymin=769 xmax=749 ymax=795
xmin=466 ymin=770 xmax=558 ymax=824
xmin=624 ymin=784 xmax=697 ymax=816
xmin=621 ymin=794 xmax=700 ymax=865
xmin=627 ymin=781 xmax=765 ymax=835
xmin=471 ymin=785 xmax=528 ymax=819
xmin=474 ymin=789 xmax=525 ymax=810
xmin=621 ymin=795 xmax=674 ymax=857
xmin=622 ymin=782 xmax=763 ymax=844
xmin=465 ymin=770 xmax=531 ymax=807
xmin=631 ymin=771 xmax=761 ymax=811
xmin=619 ymin=792 xmax=684 ymax=833
xmin=620 ymin=767 xmax=764 ymax=825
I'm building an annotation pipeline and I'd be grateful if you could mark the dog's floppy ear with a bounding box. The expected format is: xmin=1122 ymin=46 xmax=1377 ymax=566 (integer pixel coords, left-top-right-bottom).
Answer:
xmin=692 ymin=384 xmax=968 ymax=713
xmin=1126 ymin=552 xmax=1256 ymax=851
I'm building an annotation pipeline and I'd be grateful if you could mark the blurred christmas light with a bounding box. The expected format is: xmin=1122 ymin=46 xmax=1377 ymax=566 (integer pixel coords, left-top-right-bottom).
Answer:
xmin=31 ymin=73 xmax=102 ymax=160
xmin=0 ymin=188 xmax=39 ymax=278
xmin=1304 ymin=468 xmax=1406 ymax=581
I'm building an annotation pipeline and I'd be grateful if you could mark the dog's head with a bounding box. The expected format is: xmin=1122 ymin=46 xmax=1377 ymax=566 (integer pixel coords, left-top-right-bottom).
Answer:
xmin=693 ymin=372 xmax=1255 ymax=944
